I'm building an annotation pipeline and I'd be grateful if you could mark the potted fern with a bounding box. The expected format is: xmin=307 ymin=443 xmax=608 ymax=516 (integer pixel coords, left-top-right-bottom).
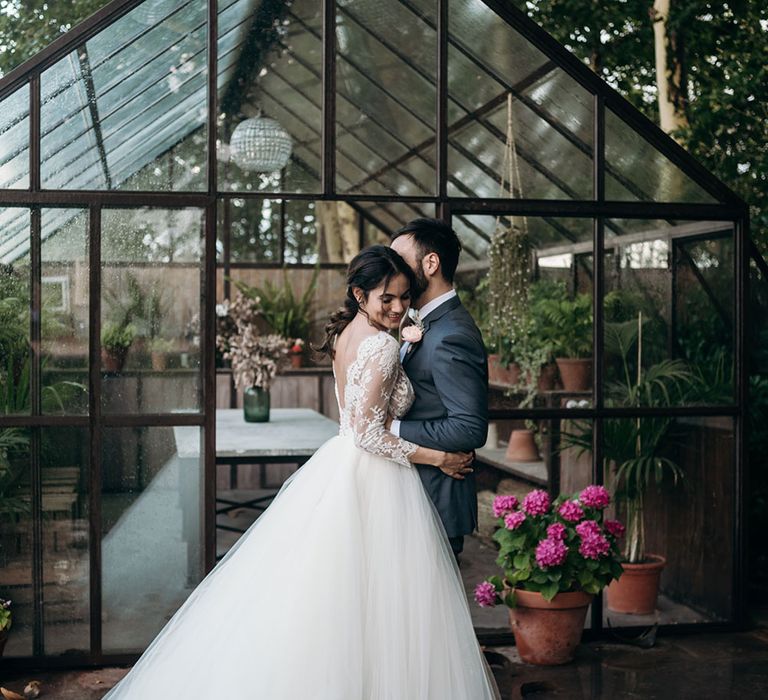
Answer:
xmin=562 ymin=313 xmax=695 ymax=614
xmin=100 ymin=323 xmax=136 ymax=372
xmin=533 ymin=293 xmax=593 ymax=391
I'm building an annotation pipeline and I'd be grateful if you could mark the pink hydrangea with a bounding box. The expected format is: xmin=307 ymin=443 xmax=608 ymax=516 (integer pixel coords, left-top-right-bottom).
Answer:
xmin=504 ymin=511 xmax=526 ymax=530
xmin=579 ymin=533 xmax=611 ymax=560
xmin=522 ymin=489 xmax=551 ymax=516
xmin=474 ymin=581 xmax=498 ymax=608
xmin=604 ymin=519 xmax=626 ymax=538
xmin=492 ymin=494 xmax=519 ymax=518
xmin=575 ymin=519 xmax=601 ymax=539
xmin=558 ymin=500 xmax=585 ymax=522
xmin=535 ymin=537 xmax=568 ymax=568
xmin=547 ymin=523 xmax=567 ymax=541
xmin=579 ymin=485 xmax=611 ymax=509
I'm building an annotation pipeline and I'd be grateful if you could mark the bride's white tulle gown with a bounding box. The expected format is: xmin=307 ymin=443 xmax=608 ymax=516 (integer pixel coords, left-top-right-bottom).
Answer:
xmin=104 ymin=332 xmax=499 ymax=699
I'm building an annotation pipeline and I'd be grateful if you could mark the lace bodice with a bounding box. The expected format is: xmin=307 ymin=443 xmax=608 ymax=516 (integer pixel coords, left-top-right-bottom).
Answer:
xmin=334 ymin=332 xmax=418 ymax=468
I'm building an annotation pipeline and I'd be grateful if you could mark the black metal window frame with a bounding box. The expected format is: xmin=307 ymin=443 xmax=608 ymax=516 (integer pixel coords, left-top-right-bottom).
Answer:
xmin=0 ymin=0 xmax=750 ymax=665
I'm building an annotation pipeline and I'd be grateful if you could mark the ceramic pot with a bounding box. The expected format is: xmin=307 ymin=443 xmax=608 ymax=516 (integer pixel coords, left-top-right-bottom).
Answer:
xmin=151 ymin=351 xmax=168 ymax=371
xmin=537 ymin=363 xmax=558 ymax=392
xmin=505 ymin=429 xmax=540 ymax=462
xmin=290 ymin=353 xmax=303 ymax=369
xmin=555 ymin=358 xmax=592 ymax=392
xmin=509 ymin=589 xmax=593 ymax=665
xmin=101 ymin=347 xmax=127 ymax=373
xmin=243 ymin=386 xmax=270 ymax=423
xmin=488 ymin=354 xmax=520 ymax=386
xmin=606 ymin=554 xmax=666 ymax=614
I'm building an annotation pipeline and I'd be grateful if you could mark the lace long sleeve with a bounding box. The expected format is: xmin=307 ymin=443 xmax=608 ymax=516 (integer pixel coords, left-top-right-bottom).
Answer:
xmin=350 ymin=335 xmax=418 ymax=468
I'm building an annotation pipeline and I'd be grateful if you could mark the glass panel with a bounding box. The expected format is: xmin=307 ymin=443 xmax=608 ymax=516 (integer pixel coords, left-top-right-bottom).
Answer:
xmin=42 ymin=209 xmax=89 ymax=414
xmin=0 ymin=208 xmax=31 ymax=415
xmin=604 ymin=220 xmax=734 ymax=406
xmin=605 ymin=109 xmax=717 ymax=203
xmin=0 ymin=429 xmax=31 ymax=655
xmin=102 ymin=425 xmax=203 ymax=652
xmin=218 ymin=0 xmax=322 ymax=193
xmin=41 ymin=0 xmax=207 ymax=191
xmin=336 ymin=0 xmax=436 ymax=195
xmin=448 ymin=0 xmax=593 ymax=200
xmin=0 ymin=84 xmax=30 ymax=189
xmin=602 ymin=417 xmax=734 ymax=626
xmin=101 ymin=208 xmax=203 ymax=414
xmin=456 ymin=216 xmax=594 ymax=409
xmin=42 ymin=427 xmax=90 ymax=655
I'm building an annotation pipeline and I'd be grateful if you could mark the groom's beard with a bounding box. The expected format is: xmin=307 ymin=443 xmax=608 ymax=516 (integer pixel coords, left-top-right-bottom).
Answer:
xmin=411 ymin=261 xmax=429 ymax=305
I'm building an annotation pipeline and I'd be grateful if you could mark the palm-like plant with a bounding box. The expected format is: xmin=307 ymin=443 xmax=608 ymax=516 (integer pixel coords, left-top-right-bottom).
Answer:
xmin=533 ymin=293 xmax=593 ymax=359
xmin=563 ymin=313 xmax=696 ymax=563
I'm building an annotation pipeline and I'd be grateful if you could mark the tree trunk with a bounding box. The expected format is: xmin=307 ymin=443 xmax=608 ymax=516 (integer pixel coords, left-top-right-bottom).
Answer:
xmin=652 ymin=0 xmax=688 ymax=138
xmin=315 ymin=201 xmax=360 ymax=263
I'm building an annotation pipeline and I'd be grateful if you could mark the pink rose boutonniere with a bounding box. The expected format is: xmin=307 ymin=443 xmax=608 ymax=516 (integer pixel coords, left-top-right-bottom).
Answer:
xmin=401 ymin=308 xmax=425 ymax=345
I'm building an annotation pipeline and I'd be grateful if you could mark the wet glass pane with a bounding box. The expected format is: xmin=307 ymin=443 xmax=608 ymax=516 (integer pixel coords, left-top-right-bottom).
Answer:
xmin=218 ymin=0 xmax=322 ymax=193
xmin=0 ymin=84 xmax=30 ymax=190
xmin=604 ymin=220 xmax=734 ymax=407
xmin=605 ymin=109 xmax=716 ymax=203
xmin=41 ymin=427 xmax=90 ymax=655
xmin=455 ymin=216 xmax=594 ymax=409
xmin=602 ymin=417 xmax=734 ymax=626
xmin=336 ymin=0 xmax=436 ymax=195
xmin=101 ymin=208 xmax=203 ymax=414
xmin=102 ymin=425 xmax=203 ymax=652
xmin=0 ymin=429 xmax=31 ymax=655
xmin=448 ymin=0 xmax=593 ymax=200
xmin=42 ymin=209 xmax=89 ymax=415
xmin=41 ymin=0 xmax=207 ymax=191
xmin=0 ymin=208 xmax=31 ymax=415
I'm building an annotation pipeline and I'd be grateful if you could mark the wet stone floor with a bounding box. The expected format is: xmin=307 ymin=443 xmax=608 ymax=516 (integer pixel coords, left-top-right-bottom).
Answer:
xmin=2 ymin=628 xmax=768 ymax=699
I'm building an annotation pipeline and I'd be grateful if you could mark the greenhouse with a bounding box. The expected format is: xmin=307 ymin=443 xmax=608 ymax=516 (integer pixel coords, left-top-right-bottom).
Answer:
xmin=0 ymin=0 xmax=752 ymax=667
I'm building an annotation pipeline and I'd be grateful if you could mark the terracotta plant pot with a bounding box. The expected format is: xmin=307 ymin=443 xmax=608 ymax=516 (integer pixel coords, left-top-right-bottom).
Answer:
xmin=101 ymin=347 xmax=127 ymax=373
xmin=488 ymin=354 xmax=520 ymax=386
xmin=290 ymin=353 xmax=303 ymax=369
xmin=151 ymin=351 xmax=168 ymax=371
xmin=555 ymin=357 xmax=592 ymax=392
xmin=509 ymin=589 xmax=593 ymax=665
xmin=505 ymin=429 xmax=540 ymax=462
xmin=606 ymin=554 xmax=666 ymax=614
xmin=537 ymin=362 xmax=558 ymax=392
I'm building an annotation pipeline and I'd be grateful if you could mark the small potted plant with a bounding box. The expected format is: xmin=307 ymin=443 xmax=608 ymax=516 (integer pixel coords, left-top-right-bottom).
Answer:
xmin=148 ymin=337 xmax=174 ymax=371
xmin=533 ymin=293 xmax=593 ymax=391
xmin=100 ymin=323 xmax=135 ymax=373
xmin=219 ymin=293 xmax=290 ymax=422
xmin=0 ymin=598 xmax=11 ymax=656
xmin=289 ymin=338 xmax=305 ymax=369
xmin=475 ymin=486 xmax=624 ymax=665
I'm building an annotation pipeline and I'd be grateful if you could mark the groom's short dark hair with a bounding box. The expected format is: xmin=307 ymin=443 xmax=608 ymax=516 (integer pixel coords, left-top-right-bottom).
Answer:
xmin=391 ymin=218 xmax=462 ymax=283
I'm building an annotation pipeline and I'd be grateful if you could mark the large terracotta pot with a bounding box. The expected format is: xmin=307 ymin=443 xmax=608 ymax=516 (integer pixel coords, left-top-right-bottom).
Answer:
xmin=151 ymin=351 xmax=168 ymax=371
xmin=509 ymin=589 xmax=593 ymax=665
xmin=606 ymin=554 xmax=666 ymax=614
xmin=505 ymin=429 xmax=540 ymax=462
xmin=488 ymin=354 xmax=520 ymax=386
xmin=555 ymin=357 xmax=592 ymax=392
xmin=537 ymin=362 xmax=558 ymax=392
xmin=101 ymin=347 xmax=128 ymax=373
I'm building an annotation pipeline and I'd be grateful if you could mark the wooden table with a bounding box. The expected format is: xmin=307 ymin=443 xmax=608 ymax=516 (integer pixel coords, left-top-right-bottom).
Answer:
xmin=174 ymin=408 xmax=339 ymax=556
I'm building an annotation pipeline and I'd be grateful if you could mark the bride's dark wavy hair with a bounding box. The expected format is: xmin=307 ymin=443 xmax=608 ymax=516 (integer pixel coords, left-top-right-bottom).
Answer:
xmin=315 ymin=245 xmax=415 ymax=359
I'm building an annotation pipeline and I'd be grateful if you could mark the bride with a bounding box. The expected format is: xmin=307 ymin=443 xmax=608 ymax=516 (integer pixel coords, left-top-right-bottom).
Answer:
xmin=103 ymin=246 xmax=500 ymax=699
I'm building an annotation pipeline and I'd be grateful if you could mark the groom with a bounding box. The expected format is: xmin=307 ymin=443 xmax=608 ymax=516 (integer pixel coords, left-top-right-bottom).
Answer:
xmin=389 ymin=218 xmax=488 ymax=560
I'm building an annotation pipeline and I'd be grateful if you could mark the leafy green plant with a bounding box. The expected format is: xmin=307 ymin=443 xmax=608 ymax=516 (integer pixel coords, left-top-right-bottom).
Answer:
xmin=0 ymin=598 xmax=11 ymax=633
xmin=232 ymin=268 xmax=318 ymax=341
xmin=532 ymin=293 xmax=593 ymax=359
xmin=562 ymin=314 xmax=696 ymax=563
xmin=101 ymin=323 xmax=136 ymax=353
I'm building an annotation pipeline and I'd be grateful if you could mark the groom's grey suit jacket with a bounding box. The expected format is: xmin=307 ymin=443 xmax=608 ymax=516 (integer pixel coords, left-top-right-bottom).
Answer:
xmin=399 ymin=295 xmax=488 ymax=538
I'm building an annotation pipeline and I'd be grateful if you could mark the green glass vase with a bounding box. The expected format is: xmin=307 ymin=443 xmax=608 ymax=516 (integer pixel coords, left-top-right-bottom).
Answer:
xmin=243 ymin=386 xmax=270 ymax=422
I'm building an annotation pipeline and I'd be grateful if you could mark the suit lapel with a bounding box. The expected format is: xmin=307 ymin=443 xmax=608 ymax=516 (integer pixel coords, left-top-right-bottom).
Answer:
xmin=402 ymin=295 xmax=461 ymax=368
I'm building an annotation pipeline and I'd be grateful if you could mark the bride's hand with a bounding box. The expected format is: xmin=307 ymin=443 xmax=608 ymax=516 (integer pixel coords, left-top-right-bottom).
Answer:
xmin=437 ymin=450 xmax=474 ymax=480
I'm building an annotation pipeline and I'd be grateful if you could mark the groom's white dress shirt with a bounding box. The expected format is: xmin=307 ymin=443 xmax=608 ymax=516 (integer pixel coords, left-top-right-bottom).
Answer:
xmin=392 ymin=288 xmax=457 ymax=437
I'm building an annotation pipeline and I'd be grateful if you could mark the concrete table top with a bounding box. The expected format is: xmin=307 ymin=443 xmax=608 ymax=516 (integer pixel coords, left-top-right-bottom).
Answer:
xmin=173 ymin=408 xmax=339 ymax=460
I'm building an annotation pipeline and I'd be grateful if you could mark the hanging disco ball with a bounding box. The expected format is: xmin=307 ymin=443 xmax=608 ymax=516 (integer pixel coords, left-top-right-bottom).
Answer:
xmin=229 ymin=117 xmax=293 ymax=173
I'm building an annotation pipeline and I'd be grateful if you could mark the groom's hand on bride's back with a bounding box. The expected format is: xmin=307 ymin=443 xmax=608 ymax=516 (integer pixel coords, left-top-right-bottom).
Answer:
xmin=438 ymin=450 xmax=474 ymax=480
